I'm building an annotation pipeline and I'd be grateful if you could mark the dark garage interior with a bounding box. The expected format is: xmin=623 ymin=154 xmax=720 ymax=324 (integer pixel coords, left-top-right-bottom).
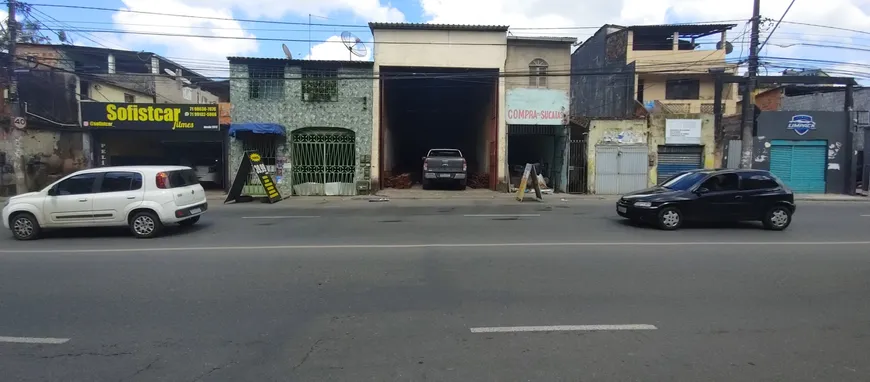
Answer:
xmin=381 ymin=67 xmax=497 ymax=188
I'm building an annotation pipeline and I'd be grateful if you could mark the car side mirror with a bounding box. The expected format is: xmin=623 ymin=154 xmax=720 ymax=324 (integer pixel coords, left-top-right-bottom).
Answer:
xmin=47 ymin=187 xmax=57 ymax=196
xmin=695 ymin=187 xmax=710 ymax=195
xmin=421 ymin=156 xmax=427 ymax=161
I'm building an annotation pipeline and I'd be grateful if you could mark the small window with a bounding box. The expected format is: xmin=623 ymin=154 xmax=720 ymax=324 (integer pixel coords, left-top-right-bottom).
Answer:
xmin=124 ymin=93 xmax=135 ymax=103
xmin=699 ymin=173 xmax=740 ymax=192
xmin=665 ymin=79 xmax=700 ymax=100
xmin=99 ymin=172 xmax=143 ymax=193
xmin=80 ymin=80 xmax=91 ymax=100
xmin=168 ymin=169 xmax=200 ymax=188
xmin=55 ymin=173 xmax=97 ymax=195
xmin=740 ymin=172 xmax=780 ymax=190
xmin=301 ymin=68 xmax=338 ymax=102
xmin=637 ymin=79 xmax=645 ymax=103
xmin=249 ymin=65 xmax=284 ymax=100
xmin=529 ymin=58 xmax=548 ymax=88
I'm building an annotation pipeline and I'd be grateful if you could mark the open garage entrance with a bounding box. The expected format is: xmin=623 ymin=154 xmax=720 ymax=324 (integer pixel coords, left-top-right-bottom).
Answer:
xmin=93 ymin=130 xmax=226 ymax=190
xmin=380 ymin=67 xmax=498 ymax=190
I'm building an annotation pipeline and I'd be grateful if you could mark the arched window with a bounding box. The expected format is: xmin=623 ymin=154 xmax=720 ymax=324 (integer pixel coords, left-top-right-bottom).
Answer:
xmin=529 ymin=58 xmax=548 ymax=88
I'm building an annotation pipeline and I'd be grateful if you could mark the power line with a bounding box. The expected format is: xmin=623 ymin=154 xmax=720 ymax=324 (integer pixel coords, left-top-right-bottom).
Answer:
xmin=759 ymin=0 xmax=795 ymax=51
xmin=19 ymin=2 xmax=371 ymax=29
xmin=779 ymin=20 xmax=870 ymax=36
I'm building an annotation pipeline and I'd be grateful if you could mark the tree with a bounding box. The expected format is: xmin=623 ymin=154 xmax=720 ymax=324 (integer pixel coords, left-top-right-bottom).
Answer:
xmin=1 ymin=2 xmax=68 ymax=50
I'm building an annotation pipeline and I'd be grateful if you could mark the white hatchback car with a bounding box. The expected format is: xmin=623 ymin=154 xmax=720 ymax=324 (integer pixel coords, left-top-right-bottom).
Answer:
xmin=2 ymin=166 xmax=208 ymax=240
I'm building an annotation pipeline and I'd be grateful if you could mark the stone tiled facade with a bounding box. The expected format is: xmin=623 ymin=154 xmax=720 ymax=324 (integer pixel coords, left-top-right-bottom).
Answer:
xmin=228 ymin=60 xmax=374 ymax=196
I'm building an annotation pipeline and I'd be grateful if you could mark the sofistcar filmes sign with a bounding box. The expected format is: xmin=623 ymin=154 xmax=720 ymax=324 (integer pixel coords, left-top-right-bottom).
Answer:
xmin=81 ymin=102 xmax=220 ymax=130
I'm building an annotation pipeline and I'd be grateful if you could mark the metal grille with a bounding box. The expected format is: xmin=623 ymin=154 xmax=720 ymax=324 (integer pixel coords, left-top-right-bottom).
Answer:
xmin=700 ymin=103 xmax=725 ymax=113
xmin=301 ymin=69 xmax=338 ymax=102
xmin=568 ymin=139 xmax=588 ymax=193
xmin=241 ymin=136 xmax=278 ymax=196
xmin=291 ymin=129 xmax=356 ymax=196
xmin=249 ymin=65 xmax=284 ymax=100
xmin=661 ymin=103 xmax=691 ymax=114
xmin=594 ymin=145 xmax=648 ymax=194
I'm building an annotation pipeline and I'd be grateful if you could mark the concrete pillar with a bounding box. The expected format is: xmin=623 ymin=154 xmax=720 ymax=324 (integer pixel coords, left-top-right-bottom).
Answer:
xmin=107 ymin=54 xmax=115 ymax=74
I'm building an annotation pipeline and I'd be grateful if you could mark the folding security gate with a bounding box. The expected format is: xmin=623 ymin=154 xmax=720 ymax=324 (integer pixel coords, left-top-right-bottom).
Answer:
xmin=769 ymin=139 xmax=826 ymax=193
xmin=241 ymin=135 xmax=279 ymax=197
xmin=291 ymin=128 xmax=356 ymax=196
xmin=594 ymin=145 xmax=648 ymax=194
xmin=657 ymin=145 xmax=704 ymax=182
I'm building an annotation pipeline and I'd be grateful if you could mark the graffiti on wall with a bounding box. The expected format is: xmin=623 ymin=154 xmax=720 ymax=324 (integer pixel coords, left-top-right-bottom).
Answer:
xmin=600 ymin=130 xmax=644 ymax=144
xmin=828 ymin=142 xmax=842 ymax=170
xmin=756 ymin=137 xmax=769 ymax=163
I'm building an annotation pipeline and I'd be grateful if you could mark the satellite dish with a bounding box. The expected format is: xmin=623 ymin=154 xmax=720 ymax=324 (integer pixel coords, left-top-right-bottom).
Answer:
xmin=181 ymin=77 xmax=192 ymax=85
xmin=716 ymin=40 xmax=734 ymax=54
xmin=282 ymin=43 xmax=293 ymax=59
xmin=164 ymin=68 xmax=176 ymax=76
xmin=340 ymin=31 xmax=367 ymax=60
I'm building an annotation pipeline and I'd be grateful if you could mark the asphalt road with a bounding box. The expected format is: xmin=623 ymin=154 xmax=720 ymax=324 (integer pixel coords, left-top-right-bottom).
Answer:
xmin=1 ymin=201 xmax=870 ymax=381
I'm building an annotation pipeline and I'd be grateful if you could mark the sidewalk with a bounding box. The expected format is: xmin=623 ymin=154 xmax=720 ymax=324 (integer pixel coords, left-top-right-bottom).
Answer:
xmin=3 ymin=191 xmax=867 ymax=207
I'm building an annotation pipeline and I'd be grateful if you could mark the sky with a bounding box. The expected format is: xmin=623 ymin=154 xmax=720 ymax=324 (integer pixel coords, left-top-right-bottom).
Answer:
xmin=5 ymin=0 xmax=870 ymax=82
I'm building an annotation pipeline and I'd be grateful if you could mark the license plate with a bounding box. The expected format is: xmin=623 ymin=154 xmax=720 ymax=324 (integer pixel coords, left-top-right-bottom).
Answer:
xmin=190 ymin=208 xmax=202 ymax=214
xmin=617 ymin=206 xmax=627 ymax=213
xmin=439 ymin=173 xmax=451 ymax=178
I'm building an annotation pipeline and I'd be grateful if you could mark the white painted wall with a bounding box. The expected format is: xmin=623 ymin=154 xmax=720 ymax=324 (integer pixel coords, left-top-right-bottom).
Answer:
xmin=371 ymin=27 xmax=508 ymax=188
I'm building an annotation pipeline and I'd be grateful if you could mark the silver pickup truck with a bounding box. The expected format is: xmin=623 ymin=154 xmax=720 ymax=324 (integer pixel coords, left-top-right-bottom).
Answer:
xmin=422 ymin=149 xmax=467 ymax=190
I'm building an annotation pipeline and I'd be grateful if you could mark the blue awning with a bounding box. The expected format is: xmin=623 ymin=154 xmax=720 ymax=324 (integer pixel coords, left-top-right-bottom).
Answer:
xmin=228 ymin=123 xmax=286 ymax=137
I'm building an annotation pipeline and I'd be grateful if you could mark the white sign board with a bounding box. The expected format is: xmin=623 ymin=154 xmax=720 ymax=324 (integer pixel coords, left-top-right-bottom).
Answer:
xmin=506 ymin=88 xmax=569 ymax=125
xmin=665 ymin=119 xmax=702 ymax=144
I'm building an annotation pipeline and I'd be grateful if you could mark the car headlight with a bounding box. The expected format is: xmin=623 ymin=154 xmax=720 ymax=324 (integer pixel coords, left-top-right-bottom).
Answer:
xmin=634 ymin=201 xmax=653 ymax=208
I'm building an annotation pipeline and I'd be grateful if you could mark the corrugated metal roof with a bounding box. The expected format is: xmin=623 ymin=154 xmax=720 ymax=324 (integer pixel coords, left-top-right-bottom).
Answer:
xmin=227 ymin=57 xmax=374 ymax=67
xmin=369 ymin=22 xmax=509 ymax=32
xmin=508 ymin=36 xmax=577 ymax=44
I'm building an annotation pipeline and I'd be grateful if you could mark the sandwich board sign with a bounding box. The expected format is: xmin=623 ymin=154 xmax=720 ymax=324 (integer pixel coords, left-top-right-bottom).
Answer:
xmin=225 ymin=151 xmax=282 ymax=204
xmin=515 ymin=163 xmax=543 ymax=202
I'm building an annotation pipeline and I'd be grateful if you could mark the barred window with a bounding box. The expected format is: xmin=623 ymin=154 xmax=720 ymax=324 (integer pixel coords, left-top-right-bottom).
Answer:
xmin=301 ymin=69 xmax=338 ymax=102
xmin=249 ymin=65 xmax=284 ymax=100
xmin=529 ymin=58 xmax=548 ymax=88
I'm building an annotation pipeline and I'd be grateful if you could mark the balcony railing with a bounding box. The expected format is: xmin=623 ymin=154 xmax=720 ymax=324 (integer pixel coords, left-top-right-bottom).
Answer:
xmin=655 ymin=100 xmax=736 ymax=115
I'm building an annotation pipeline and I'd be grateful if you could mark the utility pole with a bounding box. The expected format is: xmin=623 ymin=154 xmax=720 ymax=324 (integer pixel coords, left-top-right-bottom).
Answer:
xmin=6 ymin=0 xmax=26 ymax=194
xmin=739 ymin=0 xmax=762 ymax=169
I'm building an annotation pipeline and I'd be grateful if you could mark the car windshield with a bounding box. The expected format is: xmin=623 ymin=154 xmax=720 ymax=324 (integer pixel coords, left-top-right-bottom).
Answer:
xmin=660 ymin=172 xmax=708 ymax=191
xmin=429 ymin=150 xmax=461 ymax=157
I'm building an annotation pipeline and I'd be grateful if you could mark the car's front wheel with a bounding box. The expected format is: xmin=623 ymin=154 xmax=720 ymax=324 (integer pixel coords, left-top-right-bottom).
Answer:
xmin=129 ymin=211 xmax=164 ymax=239
xmin=657 ymin=207 xmax=683 ymax=230
xmin=763 ymin=206 xmax=792 ymax=231
xmin=10 ymin=212 xmax=41 ymax=241
xmin=179 ymin=216 xmax=200 ymax=227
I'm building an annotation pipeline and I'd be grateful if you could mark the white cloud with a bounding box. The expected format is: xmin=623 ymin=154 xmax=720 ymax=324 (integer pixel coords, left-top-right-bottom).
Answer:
xmin=305 ymin=35 xmax=371 ymax=61
xmin=112 ymin=0 xmax=259 ymax=78
xmin=421 ymin=0 xmax=870 ymax=78
xmin=180 ymin=0 xmax=404 ymax=22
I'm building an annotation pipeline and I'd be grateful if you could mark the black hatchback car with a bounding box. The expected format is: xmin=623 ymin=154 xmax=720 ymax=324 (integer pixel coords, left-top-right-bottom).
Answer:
xmin=616 ymin=169 xmax=796 ymax=230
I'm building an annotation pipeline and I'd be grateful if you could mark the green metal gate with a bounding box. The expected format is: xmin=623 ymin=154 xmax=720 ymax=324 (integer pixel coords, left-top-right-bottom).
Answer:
xmin=241 ymin=135 xmax=279 ymax=197
xmin=291 ymin=128 xmax=356 ymax=196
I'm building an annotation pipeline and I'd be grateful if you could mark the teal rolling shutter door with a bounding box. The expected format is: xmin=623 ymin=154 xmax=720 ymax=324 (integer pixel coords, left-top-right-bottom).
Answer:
xmin=769 ymin=140 xmax=826 ymax=194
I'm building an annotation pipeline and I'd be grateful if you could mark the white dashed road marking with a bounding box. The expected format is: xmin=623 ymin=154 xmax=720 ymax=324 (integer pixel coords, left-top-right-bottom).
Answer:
xmin=0 ymin=336 xmax=70 ymax=344
xmin=241 ymin=216 xmax=320 ymax=219
xmin=463 ymin=214 xmax=541 ymax=217
xmin=470 ymin=324 xmax=658 ymax=333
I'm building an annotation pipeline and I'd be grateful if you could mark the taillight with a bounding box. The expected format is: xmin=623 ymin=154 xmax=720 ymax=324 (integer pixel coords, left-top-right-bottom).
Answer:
xmin=462 ymin=159 xmax=467 ymax=172
xmin=423 ymin=161 xmax=428 ymax=171
xmin=156 ymin=172 xmax=169 ymax=189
